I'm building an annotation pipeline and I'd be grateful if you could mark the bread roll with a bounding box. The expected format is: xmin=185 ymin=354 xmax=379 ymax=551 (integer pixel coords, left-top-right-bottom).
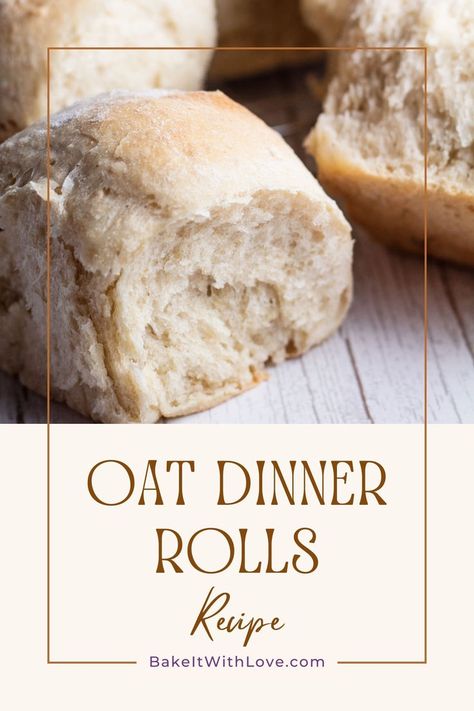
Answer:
xmin=0 ymin=0 xmax=216 ymax=141
xmin=300 ymin=0 xmax=350 ymax=45
xmin=0 ymin=90 xmax=353 ymax=423
xmin=305 ymin=0 xmax=474 ymax=266
xmin=211 ymin=0 xmax=320 ymax=79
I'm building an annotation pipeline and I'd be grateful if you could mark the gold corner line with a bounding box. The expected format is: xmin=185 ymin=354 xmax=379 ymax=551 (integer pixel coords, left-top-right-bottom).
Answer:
xmin=339 ymin=46 xmax=429 ymax=667
xmin=46 ymin=44 xmax=428 ymax=667
xmin=423 ymin=44 xmax=429 ymax=669
xmin=48 ymin=660 xmax=138 ymax=665
xmin=46 ymin=45 xmax=52 ymax=669
xmin=337 ymin=660 xmax=427 ymax=665
xmin=46 ymin=45 xmax=427 ymax=52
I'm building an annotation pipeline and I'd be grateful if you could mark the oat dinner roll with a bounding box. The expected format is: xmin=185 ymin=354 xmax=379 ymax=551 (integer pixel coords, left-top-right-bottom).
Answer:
xmin=0 ymin=90 xmax=353 ymax=423
xmin=0 ymin=0 xmax=216 ymax=141
xmin=305 ymin=0 xmax=474 ymax=266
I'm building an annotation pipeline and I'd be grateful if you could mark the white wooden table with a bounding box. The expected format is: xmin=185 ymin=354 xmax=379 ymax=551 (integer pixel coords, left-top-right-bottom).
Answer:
xmin=1 ymin=63 xmax=473 ymax=424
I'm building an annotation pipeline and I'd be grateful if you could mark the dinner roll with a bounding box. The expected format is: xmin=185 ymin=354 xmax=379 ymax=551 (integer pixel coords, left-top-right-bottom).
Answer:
xmin=305 ymin=0 xmax=474 ymax=266
xmin=0 ymin=0 xmax=216 ymax=141
xmin=211 ymin=0 xmax=320 ymax=79
xmin=0 ymin=90 xmax=353 ymax=423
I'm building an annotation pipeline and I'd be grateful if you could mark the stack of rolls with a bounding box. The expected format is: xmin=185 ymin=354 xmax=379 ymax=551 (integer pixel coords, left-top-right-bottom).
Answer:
xmin=0 ymin=0 xmax=472 ymax=423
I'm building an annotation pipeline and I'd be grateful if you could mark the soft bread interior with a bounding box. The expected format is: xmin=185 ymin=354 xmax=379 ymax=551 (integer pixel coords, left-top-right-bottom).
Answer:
xmin=305 ymin=0 xmax=474 ymax=265
xmin=309 ymin=0 xmax=474 ymax=191
xmin=55 ymin=191 xmax=352 ymax=422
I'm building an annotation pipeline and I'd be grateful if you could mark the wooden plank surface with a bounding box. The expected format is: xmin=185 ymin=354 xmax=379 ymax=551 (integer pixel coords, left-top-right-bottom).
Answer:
xmin=1 ymin=62 xmax=473 ymax=424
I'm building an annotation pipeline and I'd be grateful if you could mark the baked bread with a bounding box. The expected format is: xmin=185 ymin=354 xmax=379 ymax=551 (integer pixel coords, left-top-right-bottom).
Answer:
xmin=300 ymin=0 xmax=350 ymax=45
xmin=0 ymin=90 xmax=353 ymax=423
xmin=0 ymin=0 xmax=216 ymax=141
xmin=211 ymin=0 xmax=321 ymax=80
xmin=305 ymin=0 xmax=474 ymax=266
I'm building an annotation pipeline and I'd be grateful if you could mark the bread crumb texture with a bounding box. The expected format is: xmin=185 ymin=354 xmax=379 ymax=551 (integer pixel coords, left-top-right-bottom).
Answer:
xmin=0 ymin=90 xmax=353 ymax=422
xmin=306 ymin=0 xmax=474 ymax=265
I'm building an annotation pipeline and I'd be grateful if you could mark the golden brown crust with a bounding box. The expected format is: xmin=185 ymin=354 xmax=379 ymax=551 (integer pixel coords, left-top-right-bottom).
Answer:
xmin=313 ymin=128 xmax=474 ymax=267
xmin=40 ymin=90 xmax=332 ymax=274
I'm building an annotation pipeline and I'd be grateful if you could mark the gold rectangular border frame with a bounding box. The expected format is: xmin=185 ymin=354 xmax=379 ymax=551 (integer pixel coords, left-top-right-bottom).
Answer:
xmin=46 ymin=45 xmax=429 ymax=666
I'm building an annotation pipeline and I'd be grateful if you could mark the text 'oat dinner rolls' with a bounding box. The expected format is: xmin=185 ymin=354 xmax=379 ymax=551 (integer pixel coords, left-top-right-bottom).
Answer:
xmin=0 ymin=90 xmax=353 ymax=423
xmin=305 ymin=0 xmax=474 ymax=266
xmin=0 ymin=0 xmax=216 ymax=141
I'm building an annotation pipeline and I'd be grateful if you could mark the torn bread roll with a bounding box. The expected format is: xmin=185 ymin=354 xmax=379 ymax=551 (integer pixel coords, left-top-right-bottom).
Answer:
xmin=0 ymin=0 xmax=216 ymax=141
xmin=0 ymin=90 xmax=353 ymax=423
xmin=305 ymin=0 xmax=474 ymax=266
